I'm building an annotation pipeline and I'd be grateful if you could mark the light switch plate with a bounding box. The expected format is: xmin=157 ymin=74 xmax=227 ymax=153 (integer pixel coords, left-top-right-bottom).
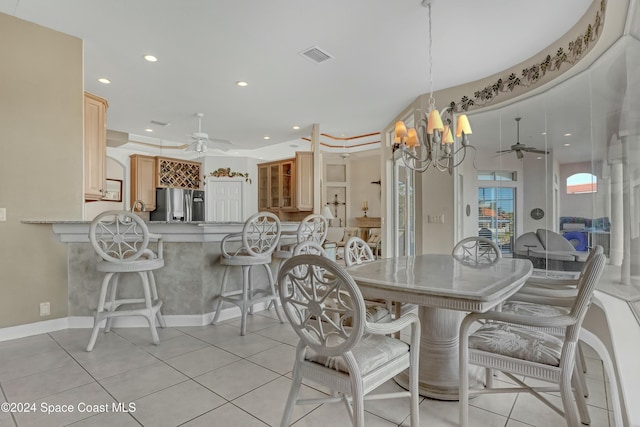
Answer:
xmin=0 ymin=208 xmax=6 ymax=221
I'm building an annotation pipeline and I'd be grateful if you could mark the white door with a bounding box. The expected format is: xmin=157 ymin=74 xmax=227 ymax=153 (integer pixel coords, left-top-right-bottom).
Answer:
xmin=206 ymin=179 xmax=243 ymax=221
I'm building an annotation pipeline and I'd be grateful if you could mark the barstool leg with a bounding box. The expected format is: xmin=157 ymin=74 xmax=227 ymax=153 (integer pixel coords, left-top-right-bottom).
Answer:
xmin=265 ymin=264 xmax=285 ymax=324
xmin=87 ymin=273 xmax=114 ymax=351
xmin=148 ymin=271 xmax=166 ymax=328
xmin=104 ymin=273 xmax=120 ymax=333
xmin=211 ymin=265 xmax=231 ymax=325
xmin=140 ymin=271 xmax=160 ymax=345
xmin=240 ymin=265 xmax=251 ymax=336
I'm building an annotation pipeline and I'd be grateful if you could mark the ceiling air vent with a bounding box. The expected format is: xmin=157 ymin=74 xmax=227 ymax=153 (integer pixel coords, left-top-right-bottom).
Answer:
xmin=150 ymin=120 xmax=171 ymax=126
xmin=299 ymin=46 xmax=334 ymax=64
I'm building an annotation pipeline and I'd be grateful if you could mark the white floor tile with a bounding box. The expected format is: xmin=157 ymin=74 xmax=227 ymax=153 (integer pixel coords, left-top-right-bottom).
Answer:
xmin=130 ymin=380 xmax=225 ymax=427
xmin=98 ymin=361 xmax=189 ymax=402
xmin=182 ymin=403 xmax=268 ymax=427
xmin=164 ymin=345 xmax=240 ymax=377
xmin=247 ymin=343 xmax=297 ymax=375
xmin=194 ymin=359 xmax=279 ymax=401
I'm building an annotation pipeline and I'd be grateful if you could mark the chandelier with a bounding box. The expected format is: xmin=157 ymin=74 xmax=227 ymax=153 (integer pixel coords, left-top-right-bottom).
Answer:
xmin=394 ymin=0 xmax=474 ymax=174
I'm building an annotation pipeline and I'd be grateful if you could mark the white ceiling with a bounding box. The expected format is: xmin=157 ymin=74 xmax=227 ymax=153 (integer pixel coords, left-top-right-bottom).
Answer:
xmin=0 ymin=0 xmax=595 ymax=155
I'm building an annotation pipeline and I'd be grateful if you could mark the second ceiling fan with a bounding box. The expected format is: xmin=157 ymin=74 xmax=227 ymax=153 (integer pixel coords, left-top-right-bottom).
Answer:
xmin=496 ymin=117 xmax=548 ymax=159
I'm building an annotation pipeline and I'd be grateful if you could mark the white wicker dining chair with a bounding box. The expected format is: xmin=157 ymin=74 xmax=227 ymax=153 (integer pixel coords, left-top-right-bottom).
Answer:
xmin=86 ymin=210 xmax=166 ymax=351
xmin=273 ymin=213 xmax=328 ymax=268
xmin=211 ymin=211 xmax=285 ymax=335
xmin=459 ymin=251 xmax=606 ymax=427
xmin=452 ymin=236 xmax=502 ymax=265
xmin=277 ymin=254 xmax=421 ymax=427
xmin=501 ymin=245 xmax=605 ymax=412
xmin=344 ymin=237 xmax=414 ymax=323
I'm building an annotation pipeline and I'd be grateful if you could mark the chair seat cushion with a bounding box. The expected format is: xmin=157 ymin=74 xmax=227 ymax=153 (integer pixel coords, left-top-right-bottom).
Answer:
xmin=97 ymin=258 xmax=164 ymax=273
xmin=365 ymin=305 xmax=391 ymax=323
xmin=501 ymin=301 xmax=570 ymax=317
xmin=306 ymin=334 xmax=409 ymax=375
xmin=221 ymin=254 xmax=271 ymax=266
xmin=468 ymin=323 xmax=563 ymax=367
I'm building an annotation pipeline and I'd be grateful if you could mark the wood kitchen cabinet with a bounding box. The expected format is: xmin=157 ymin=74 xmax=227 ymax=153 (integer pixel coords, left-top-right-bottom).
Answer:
xmin=130 ymin=154 xmax=157 ymax=211
xmin=257 ymin=152 xmax=313 ymax=217
xmin=84 ymin=92 xmax=108 ymax=201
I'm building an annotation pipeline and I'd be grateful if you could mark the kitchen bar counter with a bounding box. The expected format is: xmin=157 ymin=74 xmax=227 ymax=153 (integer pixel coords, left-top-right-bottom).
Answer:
xmin=25 ymin=219 xmax=299 ymax=324
xmin=24 ymin=220 xmax=300 ymax=243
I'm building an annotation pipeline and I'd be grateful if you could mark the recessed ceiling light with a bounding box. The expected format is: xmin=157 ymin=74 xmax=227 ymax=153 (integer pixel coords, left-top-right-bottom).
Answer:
xmin=541 ymin=132 xmax=547 ymax=136
xmin=144 ymin=55 xmax=158 ymax=62
xmin=236 ymin=81 xmax=248 ymax=87
xmin=144 ymin=128 xmax=153 ymax=132
xmin=564 ymin=143 xmax=571 ymax=147
xmin=258 ymin=157 xmax=264 ymax=160
xmin=292 ymin=125 xmax=300 ymax=130
xmin=537 ymin=156 xmax=543 ymax=160
xmin=564 ymin=133 xmax=572 ymax=137
xmin=263 ymin=136 xmax=270 ymax=140
xmin=98 ymin=78 xmax=111 ymax=84
xmin=231 ymin=151 xmax=239 ymax=155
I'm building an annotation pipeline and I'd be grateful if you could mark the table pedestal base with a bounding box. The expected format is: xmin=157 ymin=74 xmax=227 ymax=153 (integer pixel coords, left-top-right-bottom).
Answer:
xmin=397 ymin=306 xmax=483 ymax=400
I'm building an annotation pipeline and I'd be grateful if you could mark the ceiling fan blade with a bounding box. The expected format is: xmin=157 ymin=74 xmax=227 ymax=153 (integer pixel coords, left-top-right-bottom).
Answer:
xmin=209 ymin=138 xmax=232 ymax=145
xmin=526 ymin=148 xmax=549 ymax=154
xmin=496 ymin=149 xmax=513 ymax=153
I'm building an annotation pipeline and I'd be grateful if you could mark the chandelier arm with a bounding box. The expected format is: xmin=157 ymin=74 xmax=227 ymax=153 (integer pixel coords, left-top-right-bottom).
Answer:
xmin=401 ymin=149 xmax=432 ymax=173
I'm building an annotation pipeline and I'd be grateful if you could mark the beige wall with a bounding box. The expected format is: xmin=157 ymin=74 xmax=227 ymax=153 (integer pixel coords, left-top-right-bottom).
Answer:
xmin=0 ymin=13 xmax=83 ymax=327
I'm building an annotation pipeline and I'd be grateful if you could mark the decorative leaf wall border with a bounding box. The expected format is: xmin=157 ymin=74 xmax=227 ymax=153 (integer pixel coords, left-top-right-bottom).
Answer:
xmin=204 ymin=167 xmax=252 ymax=184
xmin=448 ymin=0 xmax=606 ymax=114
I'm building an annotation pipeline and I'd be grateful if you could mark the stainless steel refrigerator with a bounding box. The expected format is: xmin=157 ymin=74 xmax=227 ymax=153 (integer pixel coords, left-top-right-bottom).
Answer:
xmin=150 ymin=188 xmax=205 ymax=222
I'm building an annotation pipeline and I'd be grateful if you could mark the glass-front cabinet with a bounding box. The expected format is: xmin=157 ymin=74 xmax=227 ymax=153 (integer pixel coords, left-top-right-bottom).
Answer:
xmin=257 ymin=153 xmax=313 ymax=218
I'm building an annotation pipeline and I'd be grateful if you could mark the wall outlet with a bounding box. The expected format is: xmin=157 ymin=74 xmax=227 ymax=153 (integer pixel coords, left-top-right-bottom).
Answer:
xmin=39 ymin=302 xmax=50 ymax=316
xmin=0 ymin=208 xmax=6 ymax=222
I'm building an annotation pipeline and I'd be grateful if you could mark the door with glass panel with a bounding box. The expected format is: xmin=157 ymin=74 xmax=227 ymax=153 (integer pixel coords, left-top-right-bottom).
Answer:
xmin=477 ymin=185 xmax=516 ymax=255
xmin=394 ymin=151 xmax=415 ymax=257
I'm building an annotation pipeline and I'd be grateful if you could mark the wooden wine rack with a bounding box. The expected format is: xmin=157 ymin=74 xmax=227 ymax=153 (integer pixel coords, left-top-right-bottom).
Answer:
xmin=156 ymin=156 xmax=201 ymax=189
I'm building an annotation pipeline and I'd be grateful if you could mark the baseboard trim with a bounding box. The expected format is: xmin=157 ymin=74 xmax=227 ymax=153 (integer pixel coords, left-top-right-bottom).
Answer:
xmin=0 ymin=303 xmax=271 ymax=343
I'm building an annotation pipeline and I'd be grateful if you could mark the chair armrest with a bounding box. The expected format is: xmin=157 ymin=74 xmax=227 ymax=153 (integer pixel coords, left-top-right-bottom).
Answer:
xmin=508 ymin=291 xmax=576 ymax=307
xmin=461 ymin=311 xmax=575 ymax=335
xmin=146 ymin=234 xmax=163 ymax=258
xmin=221 ymin=232 xmax=243 ymax=257
xmin=364 ymin=312 xmax=419 ymax=336
xmin=525 ymin=277 xmax=579 ymax=288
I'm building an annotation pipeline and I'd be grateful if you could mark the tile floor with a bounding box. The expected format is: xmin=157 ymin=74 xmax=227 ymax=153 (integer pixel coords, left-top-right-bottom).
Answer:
xmin=0 ymin=310 xmax=617 ymax=427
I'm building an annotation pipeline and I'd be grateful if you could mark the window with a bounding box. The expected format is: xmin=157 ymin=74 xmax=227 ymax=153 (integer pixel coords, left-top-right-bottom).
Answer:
xmin=566 ymin=173 xmax=597 ymax=194
xmin=478 ymin=187 xmax=516 ymax=255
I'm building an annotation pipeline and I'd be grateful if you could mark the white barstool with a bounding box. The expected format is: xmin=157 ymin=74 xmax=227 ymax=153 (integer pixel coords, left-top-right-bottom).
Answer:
xmin=86 ymin=211 xmax=166 ymax=351
xmin=273 ymin=213 xmax=328 ymax=271
xmin=211 ymin=212 xmax=285 ymax=335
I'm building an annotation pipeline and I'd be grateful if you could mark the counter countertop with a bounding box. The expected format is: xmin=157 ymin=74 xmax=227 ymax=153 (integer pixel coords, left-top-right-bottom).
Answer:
xmin=34 ymin=220 xmax=300 ymax=243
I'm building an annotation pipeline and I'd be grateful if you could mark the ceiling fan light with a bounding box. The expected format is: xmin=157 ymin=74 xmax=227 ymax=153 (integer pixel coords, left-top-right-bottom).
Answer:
xmin=426 ymin=109 xmax=444 ymax=134
xmin=456 ymin=115 xmax=472 ymax=137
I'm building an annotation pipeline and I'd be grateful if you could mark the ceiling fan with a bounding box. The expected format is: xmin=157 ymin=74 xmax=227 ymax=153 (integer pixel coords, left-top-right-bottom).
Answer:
xmin=496 ymin=117 xmax=548 ymax=159
xmin=185 ymin=113 xmax=232 ymax=153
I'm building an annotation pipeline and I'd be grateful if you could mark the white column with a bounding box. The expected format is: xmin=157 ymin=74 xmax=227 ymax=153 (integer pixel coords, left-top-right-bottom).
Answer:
xmin=609 ymin=161 xmax=624 ymax=268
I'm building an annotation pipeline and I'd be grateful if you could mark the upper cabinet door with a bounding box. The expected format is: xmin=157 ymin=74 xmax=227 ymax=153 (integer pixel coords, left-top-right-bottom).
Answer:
xmin=84 ymin=92 xmax=108 ymax=201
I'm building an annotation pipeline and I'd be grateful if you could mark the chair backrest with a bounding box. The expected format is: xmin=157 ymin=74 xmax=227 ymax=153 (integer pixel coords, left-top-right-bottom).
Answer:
xmin=242 ymin=211 xmax=282 ymax=256
xmin=89 ymin=211 xmax=151 ymax=263
xmin=296 ymin=214 xmax=328 ymax=244
xmin=277 ymin=254 xmax=366 ymax=356
xmin=344 ymin=237 xmax=375 ymax=267
xmin=452 ymin=237 xmax=501 ymax=265
xmin=293 ymin=241 xmax=329 ymax=257
xmin=565 ymin=251 xmax=606 ymax=343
